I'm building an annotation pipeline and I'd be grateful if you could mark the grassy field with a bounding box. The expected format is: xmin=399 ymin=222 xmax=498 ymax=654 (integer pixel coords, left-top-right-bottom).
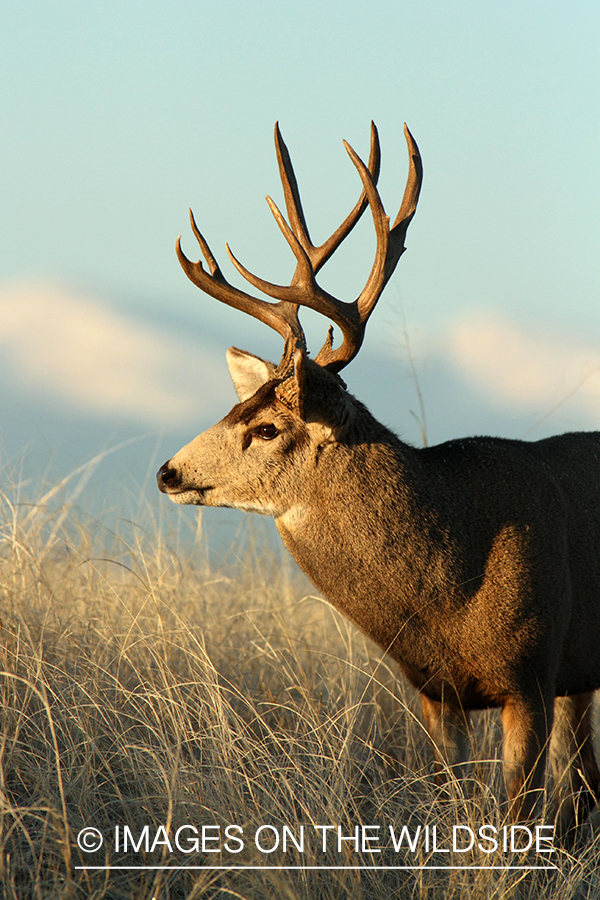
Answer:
xmin=0 ymin=468 xmax=599 ymax=899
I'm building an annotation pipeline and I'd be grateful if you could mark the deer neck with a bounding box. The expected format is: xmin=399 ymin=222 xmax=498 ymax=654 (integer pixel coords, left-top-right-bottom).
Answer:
xmin=274 ymin=426 xmax=433 ymax=651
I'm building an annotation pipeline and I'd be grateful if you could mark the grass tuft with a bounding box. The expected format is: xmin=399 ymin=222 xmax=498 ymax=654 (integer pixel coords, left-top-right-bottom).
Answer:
xmin=0 ymin=468 xmax=598 ymax=899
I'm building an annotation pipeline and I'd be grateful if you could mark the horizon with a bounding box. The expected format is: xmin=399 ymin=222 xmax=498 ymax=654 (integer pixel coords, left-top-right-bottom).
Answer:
xmin=2 ymin=2 xmax=599 ymax=528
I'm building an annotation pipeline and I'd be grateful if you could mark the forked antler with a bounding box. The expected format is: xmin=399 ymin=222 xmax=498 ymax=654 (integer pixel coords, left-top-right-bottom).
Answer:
xmin=177 ymin=123 xmax=422 ymax=375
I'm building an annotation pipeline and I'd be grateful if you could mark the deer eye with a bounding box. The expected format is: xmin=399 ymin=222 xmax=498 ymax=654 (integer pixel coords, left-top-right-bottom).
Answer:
xmin=257 ymin=424 xmax=278 ymax=440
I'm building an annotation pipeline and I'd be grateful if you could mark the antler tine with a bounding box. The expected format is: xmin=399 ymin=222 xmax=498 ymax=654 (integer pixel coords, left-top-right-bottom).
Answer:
xmin=226 ymin=191 xmax=365 ymax=360
xmin=178 ymin=124 xmax=421 ymax=380
xmin=216 ymin=125 xmax=421 ymax=374
xmin=313 ymin=125 xmax=423 ymax=371
xmin=176 ymin=209 xmax=306 ymax=358
xmin=275 ymin=122 xmax=381 ymax=274
xmin=388 ymin=124 xmax=423 ymax=277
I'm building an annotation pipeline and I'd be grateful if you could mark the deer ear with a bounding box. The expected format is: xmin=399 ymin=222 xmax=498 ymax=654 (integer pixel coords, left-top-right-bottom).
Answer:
xmin=226 ymin=347 xmax=276 ymax=401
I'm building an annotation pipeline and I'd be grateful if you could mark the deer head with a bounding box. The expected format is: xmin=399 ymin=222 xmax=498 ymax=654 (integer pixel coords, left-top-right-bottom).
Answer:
xmin=156 ymin=127 xmax=600 ymax=838
xmin=157 ymin=123 xmax=422 ymax=513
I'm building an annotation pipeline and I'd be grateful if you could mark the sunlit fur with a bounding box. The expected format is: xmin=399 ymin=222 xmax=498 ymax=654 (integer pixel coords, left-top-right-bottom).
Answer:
xmin=158 ymin=349 xmax=600 ymax=838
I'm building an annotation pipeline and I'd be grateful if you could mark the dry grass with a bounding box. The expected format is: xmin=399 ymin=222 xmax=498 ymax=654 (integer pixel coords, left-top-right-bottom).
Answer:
xmin=0 ymin=466 xmax=599 ymax=899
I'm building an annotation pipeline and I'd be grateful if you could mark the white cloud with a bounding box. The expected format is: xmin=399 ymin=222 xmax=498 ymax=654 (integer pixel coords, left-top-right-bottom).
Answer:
xmin=445 ymin=312 xmax=600 ymax=423
xmin=5 ymin=285 xmax=598 ymax=438
xmin=0 ymin=281 xmax=233 ymax=428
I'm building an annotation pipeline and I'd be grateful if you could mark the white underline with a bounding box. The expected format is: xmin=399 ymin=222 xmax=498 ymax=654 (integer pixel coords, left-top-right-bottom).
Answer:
xmin=75 ymin=864 xmax=558 ymax=871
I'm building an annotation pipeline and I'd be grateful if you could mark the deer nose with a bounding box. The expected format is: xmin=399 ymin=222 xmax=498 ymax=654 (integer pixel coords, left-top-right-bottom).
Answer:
xmin=156 ymin=461 xmax=181 ymax=493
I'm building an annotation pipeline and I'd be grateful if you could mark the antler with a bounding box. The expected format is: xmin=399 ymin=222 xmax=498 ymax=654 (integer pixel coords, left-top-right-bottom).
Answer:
xmin=177 ymin=211 xmax=307 ymax=374
xmin=177 ymin=123 xmax=422 ymax=375
xmin=273 ymin=121 xmax=381 ymax=276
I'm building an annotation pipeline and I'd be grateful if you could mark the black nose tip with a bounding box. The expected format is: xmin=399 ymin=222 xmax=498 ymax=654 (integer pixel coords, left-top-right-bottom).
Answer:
xmin=156 ymin=461 xmax=181 ymax=493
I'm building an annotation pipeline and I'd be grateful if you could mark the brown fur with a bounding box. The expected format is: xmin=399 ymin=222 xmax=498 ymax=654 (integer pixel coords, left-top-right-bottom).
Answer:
xmin=158 ymin=351 xmax=600 ymax=834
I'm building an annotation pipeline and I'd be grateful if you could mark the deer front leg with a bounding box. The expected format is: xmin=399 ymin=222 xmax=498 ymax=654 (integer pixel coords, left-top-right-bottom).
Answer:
xmin=500 ymin=695 xmax=551 ymax=820
xmin=420 ymin=693 xmax=471 ymax=783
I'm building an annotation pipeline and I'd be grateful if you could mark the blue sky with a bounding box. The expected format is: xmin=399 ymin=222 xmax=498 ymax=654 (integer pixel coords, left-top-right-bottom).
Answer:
xmin=1 ymin=2 xmax=599 ymax=513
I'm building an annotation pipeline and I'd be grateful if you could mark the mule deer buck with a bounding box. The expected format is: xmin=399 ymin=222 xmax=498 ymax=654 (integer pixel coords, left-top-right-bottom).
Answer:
xmin=157 ymin=123 xmax=600 ymax=836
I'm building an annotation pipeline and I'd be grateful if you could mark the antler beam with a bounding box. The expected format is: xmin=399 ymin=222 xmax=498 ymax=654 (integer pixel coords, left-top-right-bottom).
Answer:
xmin=176 ymin=123 xmax=422 ymax=375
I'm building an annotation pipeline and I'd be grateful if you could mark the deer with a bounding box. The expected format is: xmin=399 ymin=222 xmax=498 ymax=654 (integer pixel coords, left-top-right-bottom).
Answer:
xmin=157 ymin=122 xmax=600 ymax=838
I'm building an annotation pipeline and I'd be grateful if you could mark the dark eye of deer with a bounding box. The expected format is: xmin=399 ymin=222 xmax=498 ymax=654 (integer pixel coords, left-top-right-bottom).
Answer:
xmin=257 ymin=424 xmax=278 ymax=440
